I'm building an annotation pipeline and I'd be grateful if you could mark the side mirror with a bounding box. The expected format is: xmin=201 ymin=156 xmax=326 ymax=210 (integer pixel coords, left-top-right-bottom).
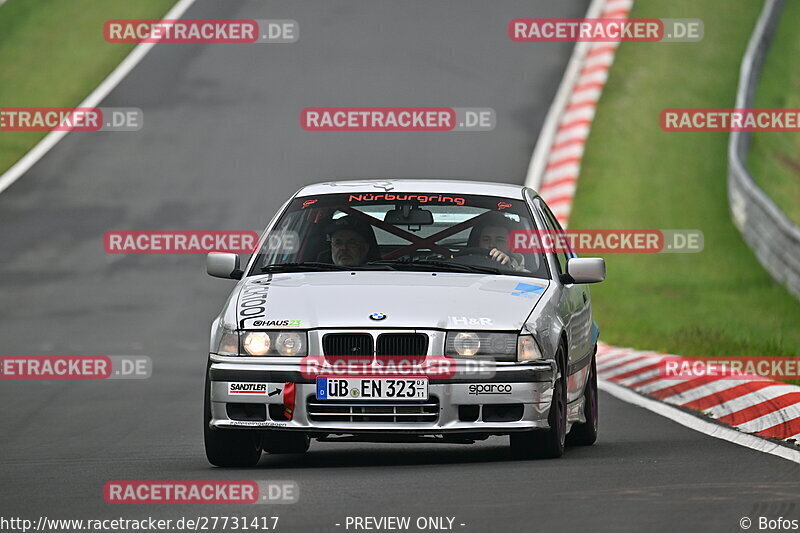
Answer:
xmin=564 ymin=257 xmax=605 ymax=284
xmin=207 ymin=253 xmax=243 ymax=280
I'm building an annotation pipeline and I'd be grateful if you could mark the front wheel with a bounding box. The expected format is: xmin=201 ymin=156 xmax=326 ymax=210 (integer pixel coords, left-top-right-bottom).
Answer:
xmin=204 ymin=370 xmax=262 ymax=467
xmin=509 ymin=349 xmax=566 ymax=459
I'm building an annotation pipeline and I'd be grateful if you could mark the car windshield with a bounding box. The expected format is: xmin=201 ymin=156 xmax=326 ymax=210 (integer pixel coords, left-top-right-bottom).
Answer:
xmin=249 ymin=192 xmax=549 ymax=278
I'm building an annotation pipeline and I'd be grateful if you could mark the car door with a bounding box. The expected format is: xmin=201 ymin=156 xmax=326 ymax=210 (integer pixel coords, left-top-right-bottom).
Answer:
xmin=535 ymin=199 xmax=593 ymax=402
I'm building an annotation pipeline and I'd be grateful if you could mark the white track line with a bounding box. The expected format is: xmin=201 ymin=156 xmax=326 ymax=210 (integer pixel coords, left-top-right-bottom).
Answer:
xmin=0 ymin=0 xmax=197 ymax=196
xmin=600 ymin=379 xmax=800 ymax=464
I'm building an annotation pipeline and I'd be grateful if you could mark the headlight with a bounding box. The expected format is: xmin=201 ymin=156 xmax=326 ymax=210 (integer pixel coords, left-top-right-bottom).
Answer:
xmin=453 ymin=332 xmax=480 ymax=356
xmin=243 ymin=331 xmax=271 ymax=356
xmin=275 ymin=332 xmax=304 ymax=356
xmin=445 ymin=332 xmax=517 ymax=360
xmin=239 ymin=330 xmax=307 ymax=357
xmin=517 ymin=334 xmax=543 ymax=361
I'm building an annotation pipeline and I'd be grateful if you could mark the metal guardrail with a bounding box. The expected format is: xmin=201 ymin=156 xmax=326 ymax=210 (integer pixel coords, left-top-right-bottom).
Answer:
xmin=728 ymin=0 xmax=800 ymax=300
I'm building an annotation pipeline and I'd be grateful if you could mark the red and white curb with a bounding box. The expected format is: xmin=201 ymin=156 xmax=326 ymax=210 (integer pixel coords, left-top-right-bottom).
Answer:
xmin=597 ymin=344 xmax=800 ymax=448
xmin=526 ymin=0 xmax=800 ymax=461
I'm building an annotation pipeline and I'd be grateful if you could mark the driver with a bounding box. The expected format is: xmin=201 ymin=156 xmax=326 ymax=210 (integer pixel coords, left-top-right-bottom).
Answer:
xmin=475 ymin=215 xmax=526 ymax=272
xmin=326 ymin=217 xmax=373 ymax=266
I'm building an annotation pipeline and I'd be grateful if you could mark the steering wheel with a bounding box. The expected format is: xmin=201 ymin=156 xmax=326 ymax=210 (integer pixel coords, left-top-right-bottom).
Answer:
xmin=452 ymin=247 xmax=492 ymax=258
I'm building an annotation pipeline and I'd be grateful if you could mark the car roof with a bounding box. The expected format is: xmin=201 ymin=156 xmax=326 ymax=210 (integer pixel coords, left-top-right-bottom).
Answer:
xmin=294 ymin=179 xmax=533 ymax=199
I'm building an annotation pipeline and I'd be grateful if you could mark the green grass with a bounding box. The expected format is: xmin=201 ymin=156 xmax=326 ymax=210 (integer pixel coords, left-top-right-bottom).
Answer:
xmin=747 ymin=0 xmax=800 ymax=225
xmin=570 ymin=0 xmax=800 ymax=357
xmin=0 ymin=0 xmax=176 ymax=173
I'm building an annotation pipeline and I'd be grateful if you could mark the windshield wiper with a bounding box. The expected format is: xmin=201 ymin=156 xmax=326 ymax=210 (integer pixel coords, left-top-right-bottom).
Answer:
xmin=259 ymin=262 xmax=392 ymax=273
xmin=367 ymin=259 xmax=500 ymax=274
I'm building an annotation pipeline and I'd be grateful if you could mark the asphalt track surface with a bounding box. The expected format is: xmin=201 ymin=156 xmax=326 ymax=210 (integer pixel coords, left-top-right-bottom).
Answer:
xmin=1 ymin=1 xmax=798 ymax=532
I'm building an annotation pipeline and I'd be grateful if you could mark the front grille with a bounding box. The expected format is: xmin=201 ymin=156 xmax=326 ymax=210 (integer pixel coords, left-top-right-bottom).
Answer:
xmin=322 ymin=333 xmax=373 ymax=356
xmin=376 ymin=333 xmax=428 ymax=356
xmin=307 ymin=397 xmax=439 ymax=423
xmin=322 ymin=333 xmax=428 ymax=357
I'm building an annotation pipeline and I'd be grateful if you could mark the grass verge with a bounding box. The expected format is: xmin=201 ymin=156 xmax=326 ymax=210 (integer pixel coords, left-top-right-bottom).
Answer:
xmin=0 ymin=0 xmax=176 ymax=174
xmin=570 ymin=0 xmax=800 ymax=357
xmin=747 ymin=0 xmax=800 ymax=225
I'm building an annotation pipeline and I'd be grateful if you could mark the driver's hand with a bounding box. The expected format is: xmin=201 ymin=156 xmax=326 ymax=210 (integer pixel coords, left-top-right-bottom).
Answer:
xmin=488 ymin=248 xmax=523 ymax=270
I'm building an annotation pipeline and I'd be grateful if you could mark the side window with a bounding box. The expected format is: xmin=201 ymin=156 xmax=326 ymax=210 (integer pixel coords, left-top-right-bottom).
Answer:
xmin=536 ymin=199 xmax=571 ymax=276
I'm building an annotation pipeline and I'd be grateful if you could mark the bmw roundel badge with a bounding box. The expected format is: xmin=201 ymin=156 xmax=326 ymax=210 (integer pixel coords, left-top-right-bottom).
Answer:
xmin=369 ymin=313 xmax=387 ymax=321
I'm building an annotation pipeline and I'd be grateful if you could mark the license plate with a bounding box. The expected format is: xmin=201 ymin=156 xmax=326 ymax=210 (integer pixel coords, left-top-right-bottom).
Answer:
xmin=316 ymin=378 xmax=428 ymax=400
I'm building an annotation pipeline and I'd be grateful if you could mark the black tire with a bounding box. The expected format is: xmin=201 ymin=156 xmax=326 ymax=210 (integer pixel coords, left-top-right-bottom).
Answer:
xmin=204 ymin=370 xmax=262 ymax=467
xmin=566 ymin=351 xmax=598 ymax=446
xmin=510 ymin=348 xmax=567 ymax=459
xmin=261 ymin=431 xmax=311 ymax=454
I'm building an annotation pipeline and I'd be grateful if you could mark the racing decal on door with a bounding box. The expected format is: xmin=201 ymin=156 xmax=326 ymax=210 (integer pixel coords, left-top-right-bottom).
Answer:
xmin=238 ymin=276 xmax=272 ymax=328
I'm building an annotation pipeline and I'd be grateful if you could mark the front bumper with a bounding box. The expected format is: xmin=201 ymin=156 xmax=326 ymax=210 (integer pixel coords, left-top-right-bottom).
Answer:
xmin=207 ymin=356 xmax=557 ymax=435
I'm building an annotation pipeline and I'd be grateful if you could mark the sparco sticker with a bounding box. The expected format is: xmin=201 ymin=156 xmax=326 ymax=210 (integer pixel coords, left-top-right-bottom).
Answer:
xmin=468 ymin=384 xmax=513 ymax=395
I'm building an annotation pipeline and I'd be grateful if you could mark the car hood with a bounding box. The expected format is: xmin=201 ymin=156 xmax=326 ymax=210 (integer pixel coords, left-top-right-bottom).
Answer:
xmin=234 ymin=272 xmax=548 ymax=330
